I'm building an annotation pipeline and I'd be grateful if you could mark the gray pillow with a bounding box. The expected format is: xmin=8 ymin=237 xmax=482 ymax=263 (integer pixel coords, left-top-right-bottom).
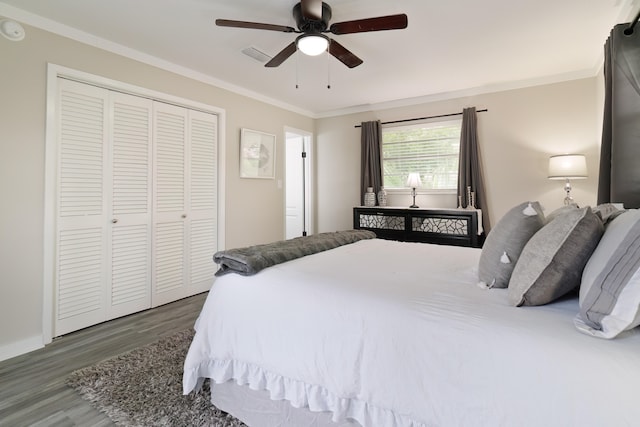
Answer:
xmin=591 ymin=203 xmax=625 ymax=225
xmin=508 ymin=207 xmax=603 ymax=306
xmin=575 ymin=209 xmax=640 ymax=338
xmin=544 ymin=204 xmax=578 ymax=224
xmin=478 ymin=201 xmax=545 ymax=289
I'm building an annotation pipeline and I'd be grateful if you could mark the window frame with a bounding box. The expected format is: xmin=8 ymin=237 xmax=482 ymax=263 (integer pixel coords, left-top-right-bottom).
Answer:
xmin=381 ymin=118 xmax=462 ymax=195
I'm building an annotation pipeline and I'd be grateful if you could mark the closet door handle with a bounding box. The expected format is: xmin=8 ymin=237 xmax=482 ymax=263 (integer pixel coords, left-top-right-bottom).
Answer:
xmin=181 ymin=214 xmax=187 ymax=219
xmin=112 ymin=219 xmax=118 ymax=224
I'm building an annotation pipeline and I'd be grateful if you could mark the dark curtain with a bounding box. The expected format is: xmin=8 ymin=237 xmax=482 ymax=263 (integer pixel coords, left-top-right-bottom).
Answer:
xmin=457 ymin=107 xmax=491 ymax=232
xmin=360 ymin=120 xmax=383 ymax=205
xmin=598 ymin=23 xmax=640 ymax=208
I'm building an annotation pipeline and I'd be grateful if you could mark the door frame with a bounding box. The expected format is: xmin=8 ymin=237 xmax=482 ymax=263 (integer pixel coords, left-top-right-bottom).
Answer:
xmin=43 ymin=64 xmax=226 ymax=344
xmin=284 ymin=127 xmax=314 ymax=238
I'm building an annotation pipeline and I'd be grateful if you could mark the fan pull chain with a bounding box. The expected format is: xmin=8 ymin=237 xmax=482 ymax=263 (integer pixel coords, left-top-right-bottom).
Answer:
xmin=295 ymin=49 xmax=299 ymax=89
xmin=326 ymin=47 xmax=331 ymax=89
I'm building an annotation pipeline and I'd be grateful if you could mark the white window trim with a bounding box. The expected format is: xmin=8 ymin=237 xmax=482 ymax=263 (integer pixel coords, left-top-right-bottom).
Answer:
xmin=384 ymin=188 xmax=458 ymax=195
xmin=381 ymin=118 xmax=462 ymax=194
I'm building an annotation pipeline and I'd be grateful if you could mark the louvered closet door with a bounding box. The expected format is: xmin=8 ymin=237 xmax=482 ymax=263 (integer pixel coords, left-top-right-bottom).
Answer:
xmin=107 ymin=92 xmax=153 ymax=319
xmin=188 ymin=110 xmax=218 ymax=294
xmin=152 ymin=103 xmax=188 ymax=306
xmin=55 ymin=79 xmax=109 ymax=336
xmin=53 ymin=78 xmax=219 ymax=335
xmin=152 ymin=104 xmax=218 ymax=306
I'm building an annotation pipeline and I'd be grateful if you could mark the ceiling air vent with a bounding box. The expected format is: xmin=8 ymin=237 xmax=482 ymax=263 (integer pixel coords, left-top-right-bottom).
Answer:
xmin=241 ymin=46 xmax=272 ymax=63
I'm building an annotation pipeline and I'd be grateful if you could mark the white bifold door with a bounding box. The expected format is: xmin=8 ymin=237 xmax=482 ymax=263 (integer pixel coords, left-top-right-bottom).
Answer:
xmin=54 ymin=78 xmax=217 ymax=336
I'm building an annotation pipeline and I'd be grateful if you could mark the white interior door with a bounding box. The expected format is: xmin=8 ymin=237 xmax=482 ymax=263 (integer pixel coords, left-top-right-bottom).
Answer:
xmin=152 ymin=102 xmax=188 ymax=306
xmin=50 ymin=75 xmax=221 ymax=337
xmin=187 ymin=110 xmax=218 ymax=295
xmin=152 ymin=103 xmax=218 ymax=306
xmin=285 ymin=130 xmax=312 ymax=239
xmin=55 ymin=81 xmax=155 ymax=334
xmin=107 ymin=92 xmax=153 ymax=319
xmin=54 ymin=79 xmax=109 ymax=336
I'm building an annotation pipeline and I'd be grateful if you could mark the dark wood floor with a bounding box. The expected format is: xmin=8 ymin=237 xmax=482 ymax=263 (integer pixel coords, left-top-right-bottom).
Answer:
xmin=0 ymin=293 xmax=208 ymax=426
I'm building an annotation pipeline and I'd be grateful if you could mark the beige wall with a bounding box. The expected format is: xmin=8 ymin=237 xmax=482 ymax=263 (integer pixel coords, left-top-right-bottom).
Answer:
xmin=316 ymin=78 xmax=601 ymax=232
xmin=0 ymin=21 xmax=313 ymax=359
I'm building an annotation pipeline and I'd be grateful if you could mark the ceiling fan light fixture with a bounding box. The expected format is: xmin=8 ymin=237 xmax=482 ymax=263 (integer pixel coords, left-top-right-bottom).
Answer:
xmin=296 ymin=34 xmax=329 ymax=56
xmin=217 ymin=2 xmax=407 ymax=68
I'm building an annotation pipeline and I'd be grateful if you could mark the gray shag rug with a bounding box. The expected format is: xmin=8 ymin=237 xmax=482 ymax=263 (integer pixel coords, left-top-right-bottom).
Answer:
xmin=66 ymin=329 xmax=247 ymax=427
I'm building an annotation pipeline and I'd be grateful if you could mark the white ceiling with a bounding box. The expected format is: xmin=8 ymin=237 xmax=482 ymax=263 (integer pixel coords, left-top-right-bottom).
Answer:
xmin=1 ymin=0 xmax=638 ymax=117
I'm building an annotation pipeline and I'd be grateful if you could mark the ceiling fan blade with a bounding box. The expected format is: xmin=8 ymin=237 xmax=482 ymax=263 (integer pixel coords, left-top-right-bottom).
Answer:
xmin=328 ymin=39 xmax=363 ymax=68
xmin=300 ymin=0 xmax=323 ymax=21
xmin=216 ymin=19 xmax=296 ymax=33
xmin=265 ymin=42 xmax=297 ymax=67
xmin=329 ymin=14 xmax=408 ymax=35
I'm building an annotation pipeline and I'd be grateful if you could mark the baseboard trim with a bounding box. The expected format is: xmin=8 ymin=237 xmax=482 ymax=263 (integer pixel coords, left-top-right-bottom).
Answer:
xmin=0 ymin=335 xmax=43 ymax=362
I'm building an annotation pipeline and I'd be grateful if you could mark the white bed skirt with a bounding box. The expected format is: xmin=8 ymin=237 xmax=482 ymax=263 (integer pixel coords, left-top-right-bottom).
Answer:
xmin=212 ymin=380 xmax=360 ymax=427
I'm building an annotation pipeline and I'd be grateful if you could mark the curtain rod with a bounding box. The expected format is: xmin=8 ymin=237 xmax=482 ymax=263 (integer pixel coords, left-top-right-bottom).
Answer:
xmin=625 ymin=8 xmax=640 ymax=35
xmin=354 ymin=108 xmax=488 ymax=128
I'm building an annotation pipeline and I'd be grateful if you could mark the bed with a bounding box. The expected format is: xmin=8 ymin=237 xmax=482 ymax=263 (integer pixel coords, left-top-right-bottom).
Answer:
xmin=183 ymin=205 xmax=640 ymax=427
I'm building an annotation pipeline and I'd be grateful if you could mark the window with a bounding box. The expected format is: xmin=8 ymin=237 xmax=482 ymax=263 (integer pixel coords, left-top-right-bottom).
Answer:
xmin=382 ymin=119 xmax=462 ymax=191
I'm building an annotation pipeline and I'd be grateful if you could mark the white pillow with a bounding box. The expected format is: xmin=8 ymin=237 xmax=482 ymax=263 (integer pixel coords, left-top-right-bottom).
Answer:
xmin=575 ymin=209 xmax=640 ymax=338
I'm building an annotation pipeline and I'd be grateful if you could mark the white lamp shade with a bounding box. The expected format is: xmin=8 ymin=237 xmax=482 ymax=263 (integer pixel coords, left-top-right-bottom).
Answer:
xmin=297 ymin=34 xmax=328 ymax=56
xmin=548 ymin=154 xmax=587 ymax=180
xmin=406 ymin=172 xmax=423 ymax=188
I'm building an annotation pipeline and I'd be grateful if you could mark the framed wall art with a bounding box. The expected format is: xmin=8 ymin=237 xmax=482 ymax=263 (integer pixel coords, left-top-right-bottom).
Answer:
xmin=240 ymin=128 xmax=276 ymax=179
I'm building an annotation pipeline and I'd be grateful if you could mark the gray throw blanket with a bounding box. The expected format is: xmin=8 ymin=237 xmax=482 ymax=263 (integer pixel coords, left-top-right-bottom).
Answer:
xmin=213 ymin=229 xmax=377 ymax=276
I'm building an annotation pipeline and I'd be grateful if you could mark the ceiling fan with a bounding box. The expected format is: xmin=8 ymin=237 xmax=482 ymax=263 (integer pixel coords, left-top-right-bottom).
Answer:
xmin=216 ymin=0 xmax=408 ymax=68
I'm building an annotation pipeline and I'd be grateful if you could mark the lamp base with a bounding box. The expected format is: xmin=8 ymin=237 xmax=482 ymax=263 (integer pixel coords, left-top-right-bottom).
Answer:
xmin=409 ymin=190 xmax=418 ymax=208
xmin=563 ymin=179 xmax=575 ymax=206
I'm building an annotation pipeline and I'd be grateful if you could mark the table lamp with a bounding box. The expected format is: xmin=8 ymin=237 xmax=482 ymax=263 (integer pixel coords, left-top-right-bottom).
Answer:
xmin=406 ymin=172 xmax=422 ymax=208
xmin=548 ymin=154 xmax=587 ymax=205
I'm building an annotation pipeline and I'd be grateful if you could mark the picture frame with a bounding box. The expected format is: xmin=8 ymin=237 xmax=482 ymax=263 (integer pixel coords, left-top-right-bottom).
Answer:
xmin=240 ymin=128 xmax=276 ymax=179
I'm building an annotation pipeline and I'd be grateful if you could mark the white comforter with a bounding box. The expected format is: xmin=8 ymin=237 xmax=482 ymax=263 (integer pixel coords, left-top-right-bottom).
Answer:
xmin=183 ymin=239 xmax=640 ymax=427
